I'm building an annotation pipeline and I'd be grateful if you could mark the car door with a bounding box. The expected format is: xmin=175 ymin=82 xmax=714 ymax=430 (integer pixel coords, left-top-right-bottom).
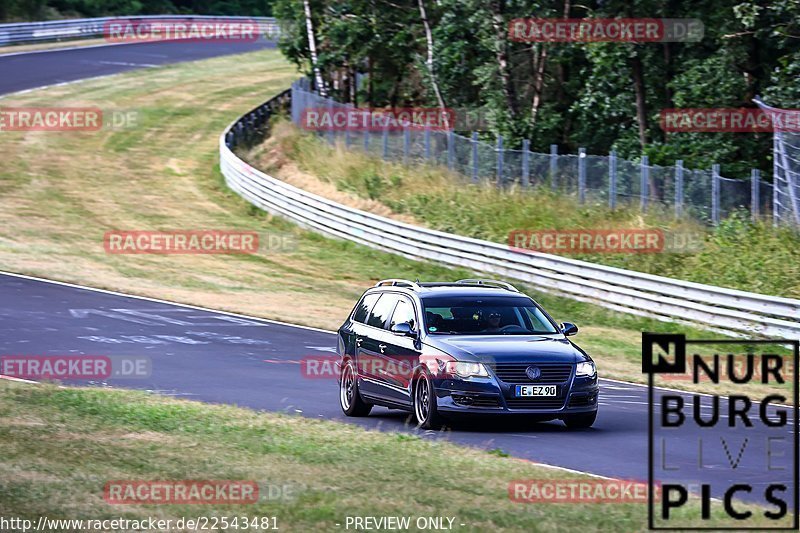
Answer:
xmin=382 ymin=296 xmax=422 ymax=405
xmin=355 ymin=292 xmax=400 ymax=400
xmin=343 ymin=291 xmax=380 ymax=367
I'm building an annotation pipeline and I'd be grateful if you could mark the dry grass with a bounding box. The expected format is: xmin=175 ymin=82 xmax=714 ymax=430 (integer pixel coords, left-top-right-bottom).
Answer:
xmin=0 ymin=37 xmax=110 ymax=55
xmin=1 ymin=380 xmax=789 ymax=531
xmin=0 ymin=49 xmax=431 ymax=331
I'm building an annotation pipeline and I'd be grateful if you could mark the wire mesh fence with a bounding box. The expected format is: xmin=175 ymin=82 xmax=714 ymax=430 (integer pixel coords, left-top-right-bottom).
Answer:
xmin=754 ymin=98 xmax=800 ymax=227
xmin=292 ymin=79 xmax=781 ymax=227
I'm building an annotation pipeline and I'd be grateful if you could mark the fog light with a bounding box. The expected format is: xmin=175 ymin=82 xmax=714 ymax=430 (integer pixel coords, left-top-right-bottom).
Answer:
xmin=452 ymin=394 xmax=474 ymax=406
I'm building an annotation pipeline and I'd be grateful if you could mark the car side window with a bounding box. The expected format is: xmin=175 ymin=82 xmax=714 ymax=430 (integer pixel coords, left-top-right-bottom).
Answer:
xmin=353 ymin=293 xmax=380 ymax=323
xmin=366 ymin=293 xmax=401 ymax=329
xmin=389 ymin=298 xmax=416 ymax=331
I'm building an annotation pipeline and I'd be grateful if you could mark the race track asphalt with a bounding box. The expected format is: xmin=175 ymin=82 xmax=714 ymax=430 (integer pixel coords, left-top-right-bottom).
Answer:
xmin=0 ymin=41 xmax=796 ymax=516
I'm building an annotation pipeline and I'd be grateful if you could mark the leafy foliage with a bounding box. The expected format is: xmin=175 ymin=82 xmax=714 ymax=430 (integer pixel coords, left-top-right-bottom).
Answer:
xmin=273 ymin=0 xmax=800 ymax=178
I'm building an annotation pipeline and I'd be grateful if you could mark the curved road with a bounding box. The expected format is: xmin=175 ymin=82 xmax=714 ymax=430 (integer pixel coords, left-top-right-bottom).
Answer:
xmin=0 ymin=41 xmax=795 ymax=514
xmin=0 ymin=39 xmax=274 ymax=95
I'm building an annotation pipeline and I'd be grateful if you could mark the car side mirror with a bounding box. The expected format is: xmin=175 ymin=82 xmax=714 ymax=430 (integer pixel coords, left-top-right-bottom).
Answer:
xmin=390 ymin=322 xmax=416 ymax=337
xmin=560 ymin=322 xmax=579 ymax=336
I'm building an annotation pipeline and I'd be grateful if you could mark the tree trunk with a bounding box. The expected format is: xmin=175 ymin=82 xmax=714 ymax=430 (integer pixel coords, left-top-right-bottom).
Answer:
xmin=417 ymin=0 xmax=449 ymax=128
xmin=630 ymin=51 xmax=648 ymax=150
xmin=530 ymin=44 xmax=547 ymax=129
xmin=303 ymin=0 xmax=327 ymax=97
xmin=630 ymin=50 xmax=659 ymax=199
xmin=490 ymin=0 xmax=518 ymax=120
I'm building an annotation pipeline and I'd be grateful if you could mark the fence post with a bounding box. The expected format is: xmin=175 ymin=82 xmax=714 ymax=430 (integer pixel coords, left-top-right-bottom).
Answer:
xmin=609 ymin=150 xmax=617 ymax=209
xmin=550 ymin=144 xmax=558 ymax=190
xmin=326 ymin=100 xmax=334 ymax=145
xmin=496 ymin=135 xmax=504 ymax=186
xmin=773 ymin=136 xmax=779 ymax=226
xmin=675 ymin=160 xmax=684 ymax=218
xmin=345 ymin=125 xmax=351 ymax=149
xmin=403 ymin=125 xmax=410 ymax=166
xmin=712 ymin=163 xmax=720 ymax=225
xmin=424 ymin=128 xmax=431 ymax=161
xmin=640 ymin=155 xmax=649 ymax=212
xmin=751 ymin=169 xmax=760 ymax=222
xmin=363 ymin=128 xmax=370 ymax=153
xmin=447 ymin=130 xmax=455 ymax=170
xmin=521 ymin=139 xmax=530 ymax=187
xmin=578 ymin=147 xmax=587 ymax=204
xmin=382 ymin=123 xmax=389 ymax=160
xmin=471 ymin=132 xmax=479 ymax=183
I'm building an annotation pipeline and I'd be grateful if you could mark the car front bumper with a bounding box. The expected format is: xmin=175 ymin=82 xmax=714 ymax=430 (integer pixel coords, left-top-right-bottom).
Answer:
xmin=433 ymin=374 xmax=599 ymax=417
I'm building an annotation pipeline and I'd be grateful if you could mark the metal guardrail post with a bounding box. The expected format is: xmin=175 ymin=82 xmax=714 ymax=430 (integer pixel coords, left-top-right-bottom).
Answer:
xmin=521 ymin=139 xmax=530 ymax=187
xmin=609 ymin=150 xmax=617 ymax=209
xmin=640 ymin=156 xmax=649 ymax=212
xmin=712 ymin=164 xmax=721 ymax=225
xmin=751 ymin=169 xmax=760 ymax=222
xmin=578 ymin=147 xmax=587 ymax=204
xmin=496 ymin=135 xmax=504 ymax=186
xmin=549 ymin=144 xmax=558 ymax=190
xmin=471 ymin=132 xmax=479 ymax=183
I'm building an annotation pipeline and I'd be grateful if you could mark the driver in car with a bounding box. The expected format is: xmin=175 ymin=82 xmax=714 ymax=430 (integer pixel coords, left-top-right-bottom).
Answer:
xmin=483 ymin=311 xmax=503 ymax=332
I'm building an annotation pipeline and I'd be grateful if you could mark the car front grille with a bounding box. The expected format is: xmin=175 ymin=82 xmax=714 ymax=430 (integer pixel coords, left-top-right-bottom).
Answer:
xmin=491 ymin=363 xmax=573 ymax=384
xmin=505 ymin=397 xmax=567 ymax=410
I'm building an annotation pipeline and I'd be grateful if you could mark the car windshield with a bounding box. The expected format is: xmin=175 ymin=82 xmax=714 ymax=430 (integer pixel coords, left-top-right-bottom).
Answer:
xmin=422 ymin=295 xmax=559 ymax=335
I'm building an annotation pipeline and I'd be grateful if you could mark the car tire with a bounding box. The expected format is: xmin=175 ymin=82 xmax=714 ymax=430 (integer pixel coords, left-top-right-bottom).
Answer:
xmin=340 ymin=359 xmax=372 ymax=417
xmin=413 ymin=370 xmax=444 ymax=430
xmin=563 ymin=410 xmax=597 ymax=429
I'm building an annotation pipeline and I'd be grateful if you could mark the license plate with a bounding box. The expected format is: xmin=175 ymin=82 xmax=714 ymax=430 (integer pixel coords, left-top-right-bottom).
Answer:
xmin=516 ymin=385 xmax=557 ymax=397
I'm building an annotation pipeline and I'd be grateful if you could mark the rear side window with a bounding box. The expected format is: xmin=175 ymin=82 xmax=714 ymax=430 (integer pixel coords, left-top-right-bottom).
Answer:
xmin=353 ymin=293 xmax=380 ymax=323
xmin=390 ymin=298 xmax=417 ymax=330
xmin=366 ymin=293 xmax=401 ymax=329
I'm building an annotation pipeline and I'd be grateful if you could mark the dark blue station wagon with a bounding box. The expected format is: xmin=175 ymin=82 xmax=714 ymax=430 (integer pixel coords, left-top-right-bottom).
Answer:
xmin=337 ymin=279 xmax=599 ymax=429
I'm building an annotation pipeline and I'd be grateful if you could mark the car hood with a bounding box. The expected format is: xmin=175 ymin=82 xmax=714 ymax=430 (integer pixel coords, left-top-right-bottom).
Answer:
xmin=423 ymin=334 xmax=588 ymax=364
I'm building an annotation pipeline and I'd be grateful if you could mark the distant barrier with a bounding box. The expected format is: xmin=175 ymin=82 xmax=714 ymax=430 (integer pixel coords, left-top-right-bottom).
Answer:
xmin=0 ymin=15 xmax=278 ymax=46
xmin=220 ymin=86 xmax=800 ymax=340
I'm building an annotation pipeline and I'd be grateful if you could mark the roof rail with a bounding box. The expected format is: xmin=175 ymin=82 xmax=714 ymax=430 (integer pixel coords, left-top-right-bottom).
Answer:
xmin=375 ymin=279 xmax=421 ymax=290
xmin=455 ymin=279 xmax=520 ymax=292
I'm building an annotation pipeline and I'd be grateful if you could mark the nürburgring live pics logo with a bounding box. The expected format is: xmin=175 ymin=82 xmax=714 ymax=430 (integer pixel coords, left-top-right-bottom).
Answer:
xmin=644 ymin=333 xmax=799 ymax=530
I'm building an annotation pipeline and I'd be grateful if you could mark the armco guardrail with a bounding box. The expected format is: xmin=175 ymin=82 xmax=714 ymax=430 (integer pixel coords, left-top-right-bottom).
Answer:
xmin=0 ymin=15 xmax=278 ymax=46
xmin=220 ymin=89 xmax=800 ymax=340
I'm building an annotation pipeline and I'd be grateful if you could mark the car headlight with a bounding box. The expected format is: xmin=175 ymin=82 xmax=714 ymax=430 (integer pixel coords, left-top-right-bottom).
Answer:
xmin=576 ymin=361 xmax=596 ymax=377
xmin=445 ymin=361 xmax=489 ymax=378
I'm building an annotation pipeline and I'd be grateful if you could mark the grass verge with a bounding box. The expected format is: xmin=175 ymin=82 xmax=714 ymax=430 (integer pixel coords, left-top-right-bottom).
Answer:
xmin=0 ymin=380 xmax=789 ymax=531
xmin=0 ymin=47 xmax=790 ymax=397
xmin=265 ymin=123 xmax=800 ymax=300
